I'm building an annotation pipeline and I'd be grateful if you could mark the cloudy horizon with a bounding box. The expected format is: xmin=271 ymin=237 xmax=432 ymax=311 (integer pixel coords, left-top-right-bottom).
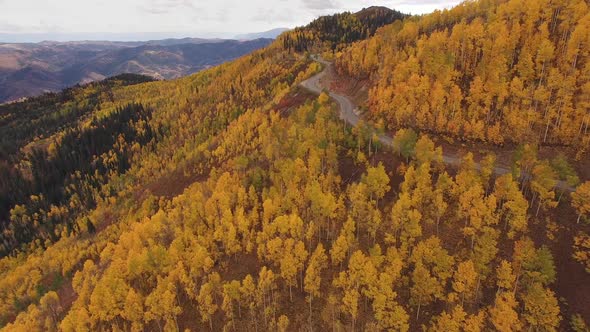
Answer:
xmin=0 ymin=0 xmax=461 ymax=42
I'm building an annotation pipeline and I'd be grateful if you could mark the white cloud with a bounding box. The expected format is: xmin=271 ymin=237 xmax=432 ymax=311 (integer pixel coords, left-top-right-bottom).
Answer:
xmin=0 ymin=0 xmax=460 ymax=40
xmin=302 ymin=0 xmax=339 ymax=10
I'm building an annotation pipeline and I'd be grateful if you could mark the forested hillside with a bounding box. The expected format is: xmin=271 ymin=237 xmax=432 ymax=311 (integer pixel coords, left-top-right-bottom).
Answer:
xmin=281 ymin=7 xmax=407 ymax=52
xmin=0 ymin=74 xmax=155 ymax=256
xmin=1 ymin=1 xmax=590 ymax=331
xmin=336 ymin=0 xmax=590 ymax=155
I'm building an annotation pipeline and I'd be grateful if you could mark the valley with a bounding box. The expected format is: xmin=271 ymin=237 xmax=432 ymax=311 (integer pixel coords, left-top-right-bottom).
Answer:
xmin=0 ymin=38 xmax=273 ymax=103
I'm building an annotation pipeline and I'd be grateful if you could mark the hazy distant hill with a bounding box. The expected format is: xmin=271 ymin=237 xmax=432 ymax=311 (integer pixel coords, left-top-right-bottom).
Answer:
xmin=235 ymin=28 xmax=290 ymax=40
xmin=0 ymin=38 xmax=272 ymax=103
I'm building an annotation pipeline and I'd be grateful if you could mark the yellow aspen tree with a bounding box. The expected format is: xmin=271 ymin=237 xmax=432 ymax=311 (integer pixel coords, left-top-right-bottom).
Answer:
xmin=464 ymin=310 xmax=486 ymax=332
xmin=410 ymin=262 xmax=438 ymax=320
xmin=572 ymin=181 xmax=590 ymax=223
xmin=573 ymin=231 xmax=590 ymax=273
xmin=371 ymin=272 xmax=409 ymax=332
xmin=480 ymin=154 xmax=496 ymax=193
xmin=277 ymin=315 xmax=289 ymax=332
xmin=489 ymin=292 xmax=521 ymax=332
xmin=330 ymin=230 xmax=349 ymax=268
xmin=362 ymin=162 xmax=391 ymax=204
xmin=293 ymin=240 xmax=309 ymax=290
xmin=433 ymin=172 xmax=454 ymax=234
xmin=495 ymin=260 xmax=516 ymax=294
xmin=428 ymin=305 xmax=467 ymax=332
xmin=452 ymin=260 xmax=478 ymax=306
xmin=146 ymin=281 xmax=181 ymax=332
xmin=522 ymin=283 xmax=561 ymax=331
xmin=304 ymin=243 xmax=328 ymax=332
xmin=39 ymin=291 xmax=61 ymax=331
xmin=342 ymin=287 xmax=360 ymax=331
xmin=123 ymin=288 xmax=144 ymax=332
xmin=280 ymin=249 xmax=298 ymax=301
xmin=389 ymin=191 xmax=422 ymax=254
xmin=60 ymin=307 xmax=91 ymax=332
xmin=240 ymin=275 xmax=257 ymax=328
xmin=333 ymin=250 xmax=377 ymax=330
xmin=222 ymin=281 xmax=241 ymax=329
xmin=257 ymin=266 xmax=276 ymax=325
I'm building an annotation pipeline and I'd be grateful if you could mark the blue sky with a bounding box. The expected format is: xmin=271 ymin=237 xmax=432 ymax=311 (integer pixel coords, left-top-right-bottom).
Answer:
xmin=0 ymin=0 xmax=461 ymax=42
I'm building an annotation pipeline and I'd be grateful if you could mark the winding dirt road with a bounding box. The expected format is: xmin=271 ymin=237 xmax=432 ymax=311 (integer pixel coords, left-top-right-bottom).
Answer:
xmin=300 ymin=56 xmax=574 ymax=192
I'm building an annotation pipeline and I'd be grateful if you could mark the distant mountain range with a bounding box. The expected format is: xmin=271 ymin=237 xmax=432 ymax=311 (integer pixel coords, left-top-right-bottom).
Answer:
xmin=0 ymin=37 xmax=273 ymax=103
xmin=235 ymin=28 xmax=290 ymax=40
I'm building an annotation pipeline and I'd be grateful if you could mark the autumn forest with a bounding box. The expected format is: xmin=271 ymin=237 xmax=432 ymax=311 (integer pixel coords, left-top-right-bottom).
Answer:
xmin=1 ymin=0 xmax=590 ymax=331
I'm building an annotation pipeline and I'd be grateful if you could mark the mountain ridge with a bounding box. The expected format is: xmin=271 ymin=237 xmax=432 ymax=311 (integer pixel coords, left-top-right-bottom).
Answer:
xmin=0 ymin=38 xmax=273 ymax=103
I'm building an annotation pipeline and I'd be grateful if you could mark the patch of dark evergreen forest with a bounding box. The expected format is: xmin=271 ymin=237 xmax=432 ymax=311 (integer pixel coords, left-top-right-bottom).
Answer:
xmin=0 ymin=102 xmax=161 ymax=256
xmin=0 ymin=74 xmax=154 ymax=160
xmin=282 ymin=6 xmax=407 ymax=52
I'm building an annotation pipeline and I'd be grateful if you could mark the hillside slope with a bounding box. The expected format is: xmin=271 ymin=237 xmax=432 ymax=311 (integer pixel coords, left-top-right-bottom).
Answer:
xmin=336 ymin=0 xmax=590 ymax=154
xmin=1 ymin=2 xmax=590 ymax=331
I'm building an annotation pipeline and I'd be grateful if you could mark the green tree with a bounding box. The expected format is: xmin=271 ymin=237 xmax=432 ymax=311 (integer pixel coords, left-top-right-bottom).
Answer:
xmin=551 ymin=155 xmax=580 ymax=202
xmin=393 ymin=128 xmax=418 ymax=162
xmin=414 ymin=134 xmax=443 ymax=167
xmin=530 ymin=161 xmax=558 ymax=216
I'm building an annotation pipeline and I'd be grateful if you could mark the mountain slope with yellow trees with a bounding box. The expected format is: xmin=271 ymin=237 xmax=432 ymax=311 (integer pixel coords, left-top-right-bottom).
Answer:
xmin=337 ymin=0 xmax=590 ymax=155
xmin=1 ymin=2 xmax=590 ymax=331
